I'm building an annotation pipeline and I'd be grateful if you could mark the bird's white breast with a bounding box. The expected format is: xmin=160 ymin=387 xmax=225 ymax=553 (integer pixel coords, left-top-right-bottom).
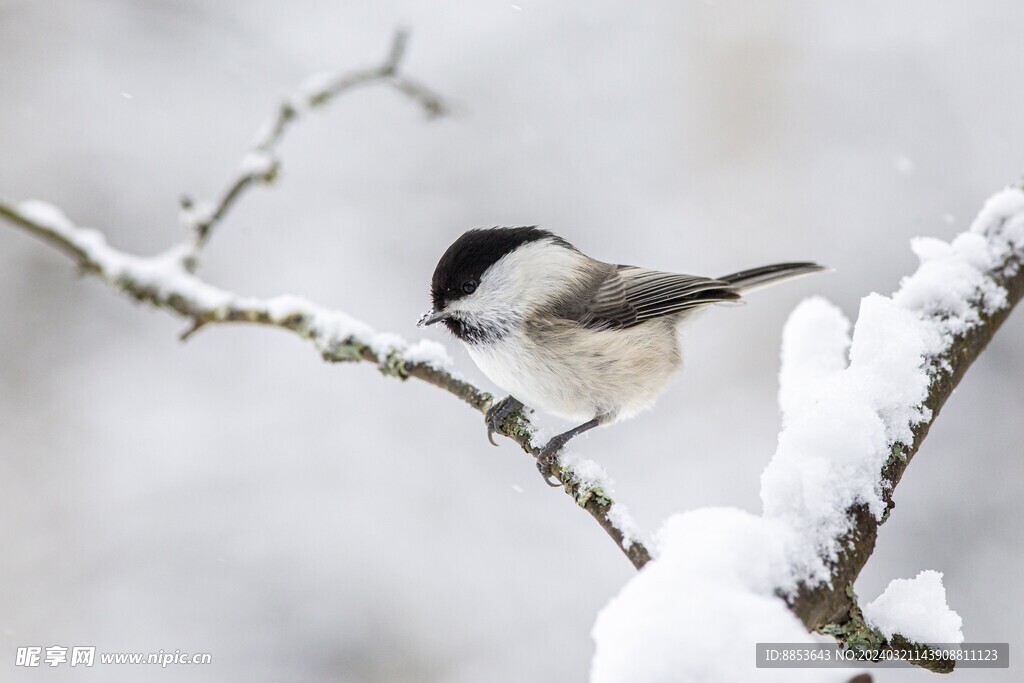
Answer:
xmin=467 ymin=330 xmax=595 ymax=423
xmin=467 ymin=318 xmax=683 ymax=425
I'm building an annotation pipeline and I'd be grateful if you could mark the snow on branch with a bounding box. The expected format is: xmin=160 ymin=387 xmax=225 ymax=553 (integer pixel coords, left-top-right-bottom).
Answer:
xmin=0 ymin=32 xmax=649 ymax=573
xmin=862 ymin=570 xmax=963 ymax=647
xmin=784 ymin=188 xmax=1024 ymax=656
xmin=592 ymin=186 xmax=1024 ymax=680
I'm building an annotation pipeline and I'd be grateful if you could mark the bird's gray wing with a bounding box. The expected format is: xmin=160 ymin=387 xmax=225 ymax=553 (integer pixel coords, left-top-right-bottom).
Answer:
xmin=577 ymin=265 xmax=740 ymax=329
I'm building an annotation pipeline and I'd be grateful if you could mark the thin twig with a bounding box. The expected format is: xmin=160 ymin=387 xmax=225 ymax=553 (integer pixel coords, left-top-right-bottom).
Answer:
xmin=182 ymin=29 xmax=448 ymax=256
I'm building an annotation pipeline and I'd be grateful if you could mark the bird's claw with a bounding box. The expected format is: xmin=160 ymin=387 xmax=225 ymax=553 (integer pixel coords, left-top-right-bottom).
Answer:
xmin=535 ymin=441 xmax=565 ymax=488
xmin=484 ymin=396 xmax=524 ymax=447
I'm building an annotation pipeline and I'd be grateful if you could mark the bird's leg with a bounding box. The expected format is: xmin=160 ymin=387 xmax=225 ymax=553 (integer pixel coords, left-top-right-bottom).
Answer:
xmin=536 ymin=418 xmax=601 ymax=487
xmin=485 ymin=395 xmax=525 ymax=446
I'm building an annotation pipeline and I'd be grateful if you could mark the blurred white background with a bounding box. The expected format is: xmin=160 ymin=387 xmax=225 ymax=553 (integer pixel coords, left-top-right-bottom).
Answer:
xmin=1 ymin=1 xmax=1022 ymax=681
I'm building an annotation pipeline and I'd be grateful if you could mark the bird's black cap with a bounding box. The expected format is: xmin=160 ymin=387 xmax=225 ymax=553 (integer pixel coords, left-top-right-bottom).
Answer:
xmin=430 ymin=227 xmax=570 ymax=311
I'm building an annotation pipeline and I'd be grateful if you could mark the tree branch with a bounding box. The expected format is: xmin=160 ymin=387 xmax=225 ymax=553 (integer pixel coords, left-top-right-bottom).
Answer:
xmin=0 ymin=31 xmax=648 ymax=568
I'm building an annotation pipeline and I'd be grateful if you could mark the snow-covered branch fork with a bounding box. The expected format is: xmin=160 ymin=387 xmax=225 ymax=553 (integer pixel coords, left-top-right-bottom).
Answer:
xmin=3 ymin=31 xmax=1023 ymax=679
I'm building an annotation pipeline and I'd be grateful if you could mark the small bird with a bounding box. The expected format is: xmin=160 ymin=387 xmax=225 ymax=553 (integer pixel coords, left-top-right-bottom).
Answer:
xmin=420 ymin=227 xmax=824 ymax=485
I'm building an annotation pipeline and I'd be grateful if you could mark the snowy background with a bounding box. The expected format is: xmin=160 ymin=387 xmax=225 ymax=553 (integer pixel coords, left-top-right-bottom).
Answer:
xmin=1 ymin=1 xmax=1022 ymax=681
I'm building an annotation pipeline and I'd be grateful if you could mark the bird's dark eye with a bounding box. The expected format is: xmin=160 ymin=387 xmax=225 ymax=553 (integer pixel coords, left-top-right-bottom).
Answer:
xmin=461 ymin=280 xmax=477 ymax=294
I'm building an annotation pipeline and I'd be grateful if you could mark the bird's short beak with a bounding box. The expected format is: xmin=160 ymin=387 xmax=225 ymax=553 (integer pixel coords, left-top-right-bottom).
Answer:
xmin=417 ymin=308 xmax=450 ymax=327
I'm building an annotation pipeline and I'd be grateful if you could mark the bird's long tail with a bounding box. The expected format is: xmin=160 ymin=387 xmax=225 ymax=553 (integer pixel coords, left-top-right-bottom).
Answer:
xmin=717 ymin=262 xmax=826 ymax=294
